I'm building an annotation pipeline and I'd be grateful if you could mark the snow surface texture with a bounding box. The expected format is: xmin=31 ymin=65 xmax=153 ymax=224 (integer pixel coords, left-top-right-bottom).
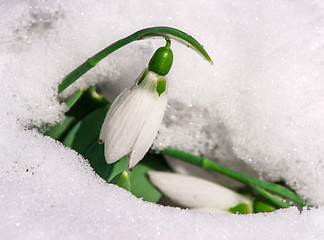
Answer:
xmin=1 ymin=0 xmax=324 ymax=239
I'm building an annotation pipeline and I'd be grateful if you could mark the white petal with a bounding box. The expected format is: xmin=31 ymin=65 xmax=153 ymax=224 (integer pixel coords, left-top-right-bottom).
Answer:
xmin=99 ymin=70 xmax=162 ymax=164
xmin=103 ymin=88 xmax=156 ymax=164
xmin=99 ymin=81 xmax=135 ymax=142
xmin=148 ymin=171 xmax=252 ymax=210
xmin=128 ymin=92 xmax=167 ymax=168
xmin=99 ymin=69 xmax=146 ymax=142
xmin=99 ymin=86 xmax=137 ymax=160
xmin=164 ymin=156 xmax=218 ymax=183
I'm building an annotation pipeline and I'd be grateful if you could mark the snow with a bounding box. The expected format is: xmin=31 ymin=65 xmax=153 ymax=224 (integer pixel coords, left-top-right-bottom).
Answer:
xmin=1 ymin=0 xmax=324 ymax=239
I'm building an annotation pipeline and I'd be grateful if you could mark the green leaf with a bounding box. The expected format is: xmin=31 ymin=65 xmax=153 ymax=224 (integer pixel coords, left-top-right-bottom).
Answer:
xmin=129 ymin=153 xmax=170 ymax=203
xmin=253 ymin=199 xmax=277 ymax=213
xmin=44 ymin=115 xmax=79 ymax=140
xmin=228 ymin=203 xmax=251 ymax=214
xmin=64 ymin=87 xmax=84 ymax=109
xmin=84 ymin=145 xmax=170 ymax=202
xmin=83 ymin=141 xmax=128 ymax=182
xmin=62 ymin=106 xmax=109 ymax=154
xmin=44 ymin=86 xmax=109 ymax=140
xmin=85 ymin=85 xmax=110 ymax=107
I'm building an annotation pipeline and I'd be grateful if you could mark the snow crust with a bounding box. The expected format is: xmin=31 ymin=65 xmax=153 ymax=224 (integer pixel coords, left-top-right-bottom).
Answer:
xmin=1 ymin=0 xmax=324 ymax=239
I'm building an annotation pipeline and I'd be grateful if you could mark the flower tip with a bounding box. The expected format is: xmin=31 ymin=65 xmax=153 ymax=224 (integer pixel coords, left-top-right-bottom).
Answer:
xmin=128 ymin=167 xmax=135 ymax=171
xmin=147 ymin=170 xmax=160 ymax=182
xmin=147 ymin=170 xmax=154 ymax=178
xmin=127 ymin=157 xmax=139 ymax=170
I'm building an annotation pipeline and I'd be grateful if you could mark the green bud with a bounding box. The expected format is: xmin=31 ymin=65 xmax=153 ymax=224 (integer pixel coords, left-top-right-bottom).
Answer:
xmin=148 ymin=39 xmax=173 ymax=76
xmin=111 ymin=171 xmax=131 ymax=192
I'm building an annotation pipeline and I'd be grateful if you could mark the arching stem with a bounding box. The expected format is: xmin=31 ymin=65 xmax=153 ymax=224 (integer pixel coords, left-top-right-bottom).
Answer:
xmin=58 ymin=26 xmax=213 ymax=93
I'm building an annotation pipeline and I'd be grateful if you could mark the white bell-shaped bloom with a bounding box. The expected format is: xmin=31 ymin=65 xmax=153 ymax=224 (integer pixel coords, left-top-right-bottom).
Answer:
xmin=99 ymin=69 xmax=168 ymax=168
xmin=148 ymin=171 xmax=252 ymax=213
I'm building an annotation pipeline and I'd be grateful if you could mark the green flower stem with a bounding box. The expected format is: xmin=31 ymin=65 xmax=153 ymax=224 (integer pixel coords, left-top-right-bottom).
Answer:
xmin=58 ymin=26 xmax=213 ymax=93
xmin=160 ymin=148 xmax=307 ymax=207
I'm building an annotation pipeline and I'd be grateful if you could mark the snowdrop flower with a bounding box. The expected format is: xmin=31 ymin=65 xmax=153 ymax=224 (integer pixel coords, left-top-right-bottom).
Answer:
xmin=148 ymin=171 xmax=252 ymax=214
xmin=99 ymin=40 xmax=173 ymax=168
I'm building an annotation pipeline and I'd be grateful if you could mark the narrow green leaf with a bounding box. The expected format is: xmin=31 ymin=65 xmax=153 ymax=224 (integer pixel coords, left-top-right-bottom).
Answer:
xmin=84 ymin=146 xmax=170 ymax=201
xmin=64 ymin=87 xmax=84 ymax=109
xmin=44 ymin=86 xmax=110 ymax=140
xmin=249 ymin=185 xmax=289 ymax=208
xmin=44 ymin=115 xmax=78 ymax=140
xmin=86 ymin=85 xmax=110 ymax=107
xmin=228 ymin=203 xmax=251 ymax=214
xmin=105 ymin=157 xmax=128 ymax=182
xmin=83 ymin=141 xmax=128 ymax=182
xmin=62 ymin=106 xmax=108 ymax=154
xmin=253 ymin=199 xmax=276 ymax=213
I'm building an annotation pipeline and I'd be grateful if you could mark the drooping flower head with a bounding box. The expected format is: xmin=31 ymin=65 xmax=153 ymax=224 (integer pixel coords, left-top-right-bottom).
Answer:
xmin=58 ymin=27 xmax=212 ymax=170
xmin=99 ymin=40 xmax=173 ymax=168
